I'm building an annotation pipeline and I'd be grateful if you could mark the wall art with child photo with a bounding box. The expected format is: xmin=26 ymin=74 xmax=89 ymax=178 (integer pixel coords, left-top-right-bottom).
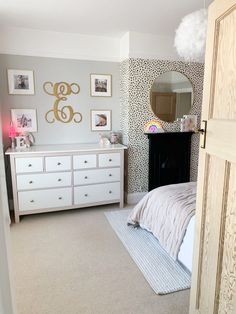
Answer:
xmin=90 ymin=74 xmax=112 ymax=97
xmin=8 ymin=69 xmax=35 ymax=95
xmin=91 ymin=110 xmax=111 ymax=131
xmin=11 ymin=109 xmax=38 ymax=132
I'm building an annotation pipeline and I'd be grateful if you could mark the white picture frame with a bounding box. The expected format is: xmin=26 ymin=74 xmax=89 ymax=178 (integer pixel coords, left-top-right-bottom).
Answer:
xmin=15 ymin=136 xmax=27 ymax=149
xmin=91 ymin=110 xmax=111 ymax=131
xmin=7 ymin=69 xmax=35 ymax=95
xmin=90 ymin=74 xmax=112 ymax=97
xmin=183 ymin=114 xmax=198 ymax=131
xmin=11 ymin=109 xmax=38 ymax=133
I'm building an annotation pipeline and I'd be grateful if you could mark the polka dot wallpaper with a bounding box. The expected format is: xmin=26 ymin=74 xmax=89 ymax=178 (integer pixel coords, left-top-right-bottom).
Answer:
xmin=120 ymin=58 xmax=204 ymax=194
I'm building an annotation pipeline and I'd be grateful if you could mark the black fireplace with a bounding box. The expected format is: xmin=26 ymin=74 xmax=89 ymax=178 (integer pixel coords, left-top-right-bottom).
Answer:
xmin=146 ymin=132 xmax=193 ymax=191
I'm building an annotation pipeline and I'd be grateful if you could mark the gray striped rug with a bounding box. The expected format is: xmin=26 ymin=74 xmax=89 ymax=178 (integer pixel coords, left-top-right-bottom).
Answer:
xmin=105 ymin=209 xmax=191 ymax=295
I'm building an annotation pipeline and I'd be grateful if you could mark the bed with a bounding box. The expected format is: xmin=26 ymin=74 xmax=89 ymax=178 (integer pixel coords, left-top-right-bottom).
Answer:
xmin=127 ymin=182 xmax=196 ymax=272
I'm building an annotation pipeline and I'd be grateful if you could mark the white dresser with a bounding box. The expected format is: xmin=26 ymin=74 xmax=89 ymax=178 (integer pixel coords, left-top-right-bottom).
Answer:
xmin=5 ymin=143 xmax=126 ymax=223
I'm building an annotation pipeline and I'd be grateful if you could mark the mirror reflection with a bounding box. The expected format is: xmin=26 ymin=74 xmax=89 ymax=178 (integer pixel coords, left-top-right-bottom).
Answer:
xmin=150 ymin=71 xmax=193 ymax=123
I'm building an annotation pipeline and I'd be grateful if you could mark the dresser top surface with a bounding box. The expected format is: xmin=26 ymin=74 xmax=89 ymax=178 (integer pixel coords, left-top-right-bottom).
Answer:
xmin=5 ymin=143 xmax=127 ymax=155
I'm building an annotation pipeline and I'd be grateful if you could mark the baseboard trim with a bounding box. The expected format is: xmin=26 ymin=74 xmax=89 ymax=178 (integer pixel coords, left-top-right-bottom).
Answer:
xmin=125 ymin=192 xmax=147 ymax=205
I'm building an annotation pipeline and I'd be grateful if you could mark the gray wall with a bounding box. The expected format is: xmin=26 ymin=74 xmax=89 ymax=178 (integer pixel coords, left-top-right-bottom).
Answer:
xmin=0 ymin=54 xmax=120 ymax=147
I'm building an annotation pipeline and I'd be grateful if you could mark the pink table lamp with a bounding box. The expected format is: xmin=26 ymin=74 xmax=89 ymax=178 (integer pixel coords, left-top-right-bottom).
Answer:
xmin=9 ymin=122 xmax=16 ymax=148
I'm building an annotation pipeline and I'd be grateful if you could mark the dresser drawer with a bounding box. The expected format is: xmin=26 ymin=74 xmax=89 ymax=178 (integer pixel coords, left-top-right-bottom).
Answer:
xmin=74 ymin=168 xmax=120 ymax=186
xmin=45 ymin=156 xmax=71 ymax=172
xmin=74 ymin=182 xmax=120 ymax=205
xmin=98 ymin=153 xmax=120 ymax=167
xmin=73 ymin=154 xmax=97 ymax=169
xmin=15 ymin=157 xmax=43 ymax=173
xmin=18 ymin=187 xmax=72 ymax=211
xmin=17 ymin=172 xmax=72 ymax=190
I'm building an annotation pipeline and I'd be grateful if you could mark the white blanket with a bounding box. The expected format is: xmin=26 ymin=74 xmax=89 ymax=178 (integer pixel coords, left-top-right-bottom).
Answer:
xmin=127 ymin=182 xmax=196 ymax=260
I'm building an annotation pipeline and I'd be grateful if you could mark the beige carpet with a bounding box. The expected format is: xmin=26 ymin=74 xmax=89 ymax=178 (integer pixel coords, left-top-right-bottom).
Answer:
xmin=10 ymin=205 xmax=190 ymax=314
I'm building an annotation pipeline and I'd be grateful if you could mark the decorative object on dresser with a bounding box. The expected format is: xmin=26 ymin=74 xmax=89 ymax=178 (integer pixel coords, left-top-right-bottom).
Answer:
xmin=11 ymin=109 xmax=38 ymax=132
xmin=15 ymin=132 xmax=35 ymax=149
xmin=146 ymin=132 xmax=193 ymax=191
xmin=6 ymin=143 xmax=126 ymax=223
xmin=109 ymin=131 xmax=119 ymax=144
xmin=43 ymin=81 xmax=82 ymax=124
xmin=90 ymin=74 xmax=112 ymax=97
xmin=91 ymin=110 xmax=111 ymax=131
xmin=8 ymin=121 xmax=17 ymax=148
xmin=7 ymin=69 xmax=35 ymax=95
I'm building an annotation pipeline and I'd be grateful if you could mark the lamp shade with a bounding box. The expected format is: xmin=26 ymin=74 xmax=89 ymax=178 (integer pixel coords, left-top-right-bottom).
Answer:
xmin=9 ymin=122 xmax=16 ymax=138
xmin=174 ymin=9 xmax=208 ymax=62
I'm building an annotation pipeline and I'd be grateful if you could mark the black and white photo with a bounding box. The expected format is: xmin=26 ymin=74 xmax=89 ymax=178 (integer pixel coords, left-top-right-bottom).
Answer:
xmin=14 ymin=75 xmax=29 ymax=90
xmin=90 ymin=74 xmax=112 ymax=97
xmin=8 ymin=69 xmax=35 ymax=95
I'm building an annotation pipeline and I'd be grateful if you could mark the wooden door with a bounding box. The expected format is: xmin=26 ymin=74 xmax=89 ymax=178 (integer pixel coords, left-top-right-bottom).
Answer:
xmin=151 ymin=92 xmax=176 ymax=122
xmin=190 ymin=0 xmax=236 ymax=313
xmin=0 ymin=115 xmax=16 ymax=314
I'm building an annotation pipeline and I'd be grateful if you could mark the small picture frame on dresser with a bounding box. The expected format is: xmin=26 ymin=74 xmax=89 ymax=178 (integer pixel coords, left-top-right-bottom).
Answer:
xmin=15 ymin=136 xmax=27 ymax=149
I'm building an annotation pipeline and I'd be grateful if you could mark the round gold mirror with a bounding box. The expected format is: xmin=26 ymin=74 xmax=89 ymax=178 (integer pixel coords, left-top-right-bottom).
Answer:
xmin=150 ymin=71 xmax=193 ymax=122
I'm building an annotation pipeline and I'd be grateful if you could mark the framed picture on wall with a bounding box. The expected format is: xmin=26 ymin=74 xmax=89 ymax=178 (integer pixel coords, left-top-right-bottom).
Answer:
xmin=11 ymin=109 xmax=38 ymax=132
xmin=90 ymin=74 xmax=112 ymax=97
xmin=7 ymin=69 xmax=35 ymax=95
xmin=91 ymin=110 xmax=111 ymax=131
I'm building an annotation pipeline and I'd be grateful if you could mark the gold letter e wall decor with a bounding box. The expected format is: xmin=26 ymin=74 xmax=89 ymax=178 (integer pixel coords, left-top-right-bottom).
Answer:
xmin=43 ymin=81 xmax=82 ymax=124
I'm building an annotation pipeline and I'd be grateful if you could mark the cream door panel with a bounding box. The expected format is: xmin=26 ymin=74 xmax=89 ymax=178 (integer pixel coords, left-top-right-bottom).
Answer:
xmin=17 ymin=172 xmax=72 ymax=190
xmin=98 ymin=153 xmax=120 ymax=167
xmin=190 ymin=1 xmax=236 ymax=313
xmin=18 ymin=187 xmax=72 ymax=211
xmin=74 ymin=182 xmax=120 ymax=205
xmin=73 ymin=155 xmax=97 ymax=169
xmin=74 ymin=168 xmax=120 ymax=185
xmin=15 ymin=157 xmax=43 ymax=173
xmin=45 ymin=156 xmax=71 ymax=172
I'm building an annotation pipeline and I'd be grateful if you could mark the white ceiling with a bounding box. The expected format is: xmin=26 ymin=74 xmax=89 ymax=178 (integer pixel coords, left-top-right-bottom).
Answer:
xmin=0 ymin=0 xmax=212 ymax=38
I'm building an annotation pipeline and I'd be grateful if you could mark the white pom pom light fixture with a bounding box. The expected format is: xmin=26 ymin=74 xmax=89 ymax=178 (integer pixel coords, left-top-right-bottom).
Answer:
xmin=174 ymin=8 xmax=208 ymax=62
